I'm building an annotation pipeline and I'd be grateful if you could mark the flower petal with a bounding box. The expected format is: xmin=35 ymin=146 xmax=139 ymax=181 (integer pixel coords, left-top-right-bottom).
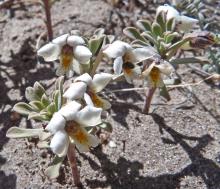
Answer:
xmin=74 ymin=73 xmax=92 ymax=85
xmin=72 ymin=128 xmax=100 ymax=153
xmin=37 ymin=43 xmax=61 ymax=62
xmin=141 ymin=62 xmax=156 ymax=77
xmin=46 ymin=112 xmax=66 ymax=134
xmin=74 ymin=140 xmax=89 ymax=152
xmin=124 ymin=73 xmax=132 ymax=84
xmin=73 ymin=45 xmax=92 ymax=64
xmin=147 ymin=76 xmax=154 ymax=88
xmin=146 ymin=66 xmax=164 ymax=88
xmin=75 ymin=106 xmax=102 ymax=126
xmin=148 ymin=75 xmax=164 ymax=88
xmin=123 ymin=63 xmax=141 ymax=84
xmin=67 ymin=35 xmax=85 ymax=47
xmin=84 ymin=93 xmax=94 ymax=106
xmin=157 ymin=77 xmax=165 ymax=88
xmin=63 ymin=82 xmax=87 ymax=100
xmin=88 ymin=134 xmax=100 ymax=148
xmin=155 ymin=60 xmax=174 ymax=75
xmin=178 ymin=15 xmax=198 ymax=32
xmin=113 ymin=57 xmax=123 ymax=75
xmin=157 ymin=5 xmax=179 ymax=20
xmin=131 ymin=47 xmax=156 ymax=63
xmin=72 ymin=59 xmax=83 ymax=75
xmin=52 ymin=34 xmax=69 ymax=46
xmin=96 ymin=96 xmax=111 ymax=110
xmin=103 ymin=41 xmax=132 ymax=58
xmin=56 ymin=65 xmax=66 ymax=76
xmin=50 ymin=130 xmax=69 ymax=156
xmin=56 ymin=65 xmax=74 ymax=77
xmin=59 ymin=101 xmax=82 ymax=121
xmin=91 ymin=73 xmax=112 ymax=93
xmin=89 ymin=92 xmax=111 ymax=110
xmin=65 ymin=69 xmax=74 ymax=78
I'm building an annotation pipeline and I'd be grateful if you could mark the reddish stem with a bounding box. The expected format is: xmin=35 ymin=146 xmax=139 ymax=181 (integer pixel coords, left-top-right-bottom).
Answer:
xmin=142 ymin=87 xmax=156 ymax=114
xmin=67 ymin=143 xmax=82 ymax=188
xmin=42 ymin=0 xmax=53 ymax=41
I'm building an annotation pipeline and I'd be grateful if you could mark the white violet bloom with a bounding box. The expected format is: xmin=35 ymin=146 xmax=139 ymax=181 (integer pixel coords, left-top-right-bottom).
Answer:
xmin=46 ymin=101 xmax=101 ymax=156
xmin=156 ymin=4 xmax=198 ymax=32
xmin=142 ymin=60 xmax=174 ymax=88
xmin=103 ymin=41 xmax=153 ymax=83
xmin=37 ymin=34 xmax=92 ymax=77
xmin=63 ymin=73 xmax=112 ymax=110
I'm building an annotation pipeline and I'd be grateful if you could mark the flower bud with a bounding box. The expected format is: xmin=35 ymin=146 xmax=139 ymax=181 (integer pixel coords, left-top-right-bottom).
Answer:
xmin=184 ymin=31 xmax=216 ymax=49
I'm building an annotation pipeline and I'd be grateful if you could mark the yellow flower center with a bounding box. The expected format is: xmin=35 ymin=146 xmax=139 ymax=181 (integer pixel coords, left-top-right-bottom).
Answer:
xmin=149 ymin=67 xmax=160 ymax=85
xmin=65 ymin=121 xmax=88 ymax=144
xmin=88 ymin=91 xmax=104 ymax=108
xmin=122 ymin=62 xmax=134 ymax=75
xmin=60 ymin=44 xmax=74 ymax=70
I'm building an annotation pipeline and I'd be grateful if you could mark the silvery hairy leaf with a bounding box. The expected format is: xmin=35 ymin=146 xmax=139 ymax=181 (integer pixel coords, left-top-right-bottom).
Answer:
xmin=6 ymin=127 xmax=44 ymax=138
xmin=28 ymin=112 xmax=50 ymax=121
xmin=41 ymin=94 xmax=50 ymax=107
xmin=45 ymin=156 xmax=65 ymax=179
xmin=13 ymin=102 xmax=34 ymax=115
xmin=29 ymin=101 xmax=45 ymax=112
xmin=25 ymin=82 xmax=45 ymax=102
xmin=136 ymin=20 xmax=152 ymax=32
xmin=123 ymin=27 xmax=147 ymax=42
xmin=156 ymin=12 xmax=166 ymax=32
xmin=159 ymin=85 xmax=171 ymax=101
xmin=152 ymin=22 xmax=162 ymax=37
xmin=89 ymin=36 xmax=105 ymax=56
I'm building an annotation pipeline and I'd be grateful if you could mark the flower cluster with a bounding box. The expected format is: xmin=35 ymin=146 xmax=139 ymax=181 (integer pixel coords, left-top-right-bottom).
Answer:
xmin=6 ymin=2 xmax=217 ymax=184
xmin=103 ymin=40 xmax=174 ymax=88
xmin=11 ymin=2 xmax=206 ymax=157
xmin=103 ymin=41 xmax=153 ymax=83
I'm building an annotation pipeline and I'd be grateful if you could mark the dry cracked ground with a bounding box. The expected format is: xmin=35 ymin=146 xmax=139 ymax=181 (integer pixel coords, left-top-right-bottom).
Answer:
xmin=0 ymin=0 xmax=220 ymax=189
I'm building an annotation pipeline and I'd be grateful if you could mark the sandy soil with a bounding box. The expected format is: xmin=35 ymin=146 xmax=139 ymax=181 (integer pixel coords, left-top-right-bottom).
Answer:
xmin=0 ymin=0 xmax=220 ymax=189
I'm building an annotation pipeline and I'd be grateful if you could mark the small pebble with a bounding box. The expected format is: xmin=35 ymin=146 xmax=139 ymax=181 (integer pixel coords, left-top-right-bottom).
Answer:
xmin=108 ymin=141 xmax=116 ymax=148
xmin=215 ymin=153 xmax=220 ymax=163
xmin=10 ymin=112 xmax=20 ymax=121
xmin=40 ymin=151 xmax=47 ymax=159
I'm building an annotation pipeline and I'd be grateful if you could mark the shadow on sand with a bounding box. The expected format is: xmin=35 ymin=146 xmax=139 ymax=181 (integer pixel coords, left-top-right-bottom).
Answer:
xmin=0 ymin=38 xmax=55 ymax=187
xmin=84 ymin=113 xmax=220 ymax=189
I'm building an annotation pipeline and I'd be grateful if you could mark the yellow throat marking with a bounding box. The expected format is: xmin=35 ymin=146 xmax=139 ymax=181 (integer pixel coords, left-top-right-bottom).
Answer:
xmin=61 ymin=44 xmax=74 ymax=70
xmin=149 ymin=67 xmax=160 ymax=84
xmin=65 ymin=121 xmax=88 ymax=144
xmin=88 ymin=91 xmax=103 ymax=108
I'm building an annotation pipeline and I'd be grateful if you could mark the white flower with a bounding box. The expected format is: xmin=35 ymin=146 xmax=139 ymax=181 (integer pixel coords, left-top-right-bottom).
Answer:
xmin=103 ymin=41 xmax=153 ymax=83
xmin=37 ymin=34 xmax=92 ymax=77
xmin=156 ymin=5 xmax=198 ymax=32
xmin=142 ymin=60 xmax=174 ymax=88
xmin=63 ymin=73 xmax=112 ymax=110
xmin=45 ymin=101 xmax=101 ymax=156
